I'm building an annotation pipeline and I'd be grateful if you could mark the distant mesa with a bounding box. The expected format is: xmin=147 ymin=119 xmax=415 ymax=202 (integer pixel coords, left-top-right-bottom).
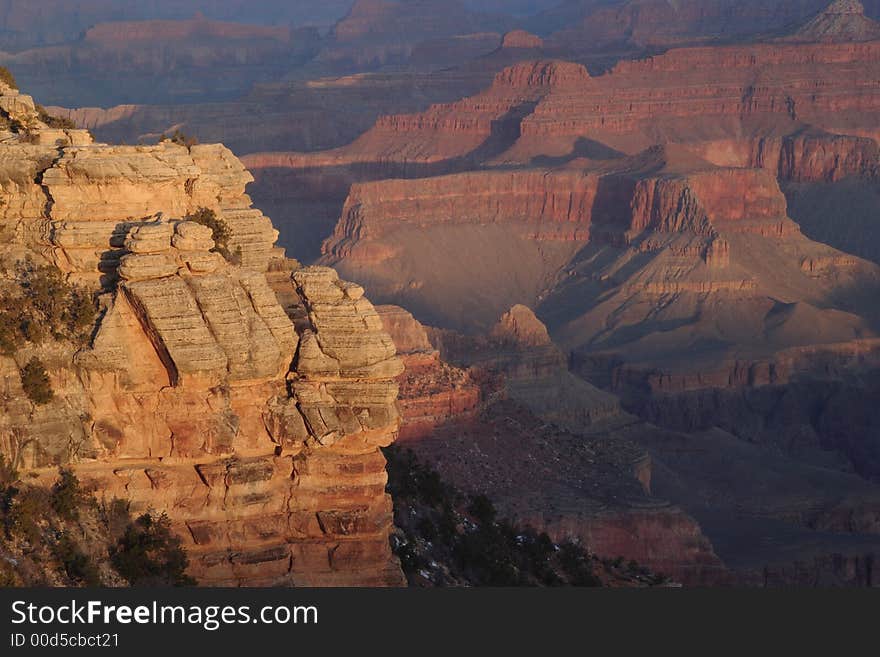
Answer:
xmin=785 ymin=0 xmax=880 ymax=42
xmin=501 ymin=30 xmax=544 ymax=49
xmin=493 ymin=59 xmax=590 ymax=88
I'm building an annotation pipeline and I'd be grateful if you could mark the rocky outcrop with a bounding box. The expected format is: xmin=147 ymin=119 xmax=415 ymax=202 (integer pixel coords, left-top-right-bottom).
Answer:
xmin=323 ymin=170 xmax=598 ymax=262
xmin=377 ymin=305 xmax=479 ymax=441
xmin=773 ymin=131 xmax=879 ymax=181
xmin=490 ymin=304 xmax=553 ymax=347
xmin=691 ymin=131 xmax=880 ymax=181
xmin=428 ymin=306 xmax=624 ymax=432
xmin=14 ymin=261 xmax=406 ymax=586
xmin=785 ymin=0 xmax=880 ymax=42
xmin=41 ymin=141 xmax=280 ymax=284
xmin=500 ymin=30 xmax=544 ymax=49
xmin=0 ymin=81 xmax=407 ymax=587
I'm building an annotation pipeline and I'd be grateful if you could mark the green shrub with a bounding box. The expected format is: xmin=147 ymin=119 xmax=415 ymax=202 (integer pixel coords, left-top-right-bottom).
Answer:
xmin=0 ymin=455 xmax=19 ymax=539
xmin=99 ymin=498 xmax=132 ymax=539
xmin=0 ymin=454 xmax=17 ymax=489
xmin=50 ymin=468 xmax=84 ymax=521
xmin=34 ymin=104 xmax=77 ymax=130
xmin=385 ymin=445 xmax=603 ymax=587
xmin=0 ymin=66 xmax=16 ymax=89
xmin=0 ymin=259 xmax=97 ymax=353
xmin=10 ymin=486 xmax=51 ymax=544
xmin=0 ymin=559 xmax=17 ymax=586
xmin=467 ymin=494 xmax=497 ymax=525
xmin=53 ymin=533 xmax=101 ymax=586
xmin=20 ymin=357 xmax=53 ymax=405
xmin=185 ymin=207 xmax=239 ymax=263
xmin=109 ymin=513 xmax=195 ymax=587
xmin=18 ymin=260 xmax=67 ymax=332
xmin=64 ymin=288 xmax=97 ymax=340
xmin=161 ymin=129 xmax=198 ymax=148
xmin=0 ymin=304 xmax=23 ymax=354
xmin=558 ymin=541 xmax=601 ymax=587
xmin=385 ymin=447 xmax=458 ymax=510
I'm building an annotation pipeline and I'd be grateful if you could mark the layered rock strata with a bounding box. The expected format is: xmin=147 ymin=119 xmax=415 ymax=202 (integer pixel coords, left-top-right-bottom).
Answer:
xmin=0 ymin=80 xmax=406 ymax=586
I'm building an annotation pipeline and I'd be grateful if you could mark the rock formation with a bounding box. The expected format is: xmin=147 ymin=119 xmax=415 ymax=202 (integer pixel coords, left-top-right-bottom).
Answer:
xmin=785 ymin=0 xmax=880 ymax=42
xmin=500 ymin=30 xmax=544 ymax=50
xmin=377 ymin=305 xmax=479 ymax=441
xmin=17 ymin=0 xmax=880 ymax=586
xmin=0 ymin=79 xmax=406 ymax=586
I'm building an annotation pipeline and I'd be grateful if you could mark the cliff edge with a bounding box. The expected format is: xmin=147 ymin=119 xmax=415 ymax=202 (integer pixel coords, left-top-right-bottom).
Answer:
xmin=0 ymin=78 xmax=405 ymax=586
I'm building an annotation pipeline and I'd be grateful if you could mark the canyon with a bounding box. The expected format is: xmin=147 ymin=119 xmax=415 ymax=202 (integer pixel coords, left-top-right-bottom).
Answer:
xmin=232 ymin=1 xmax=880 ymax=584
xmin=3 ymin=0 xmax=880 ymax=586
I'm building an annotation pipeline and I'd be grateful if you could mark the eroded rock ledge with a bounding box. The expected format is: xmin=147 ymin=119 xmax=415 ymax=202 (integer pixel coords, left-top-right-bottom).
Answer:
xmin=0 ymin=79 xmax=405 ymax=586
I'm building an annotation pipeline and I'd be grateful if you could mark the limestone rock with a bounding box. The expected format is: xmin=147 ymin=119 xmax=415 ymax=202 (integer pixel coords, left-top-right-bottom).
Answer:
xmin=179 ymin=251 xmax=224 ymax=274
xmin=0 ymin=87 xmax=39 ymax=126
xmin=118 ymin=253 xmax=179 ymax=281
xmin=500 ymin=30 xmax=544 ymax=49
xmin=172 ymin=221 xmax=215 ymax=251
xmin=0 ymin=80 xmax=405 ymax=587
xmin=123 ymin=276 xmax=228 ymax=385
xmin=293 ymin=267 xmax=402 ymax=379
xmin=124 ymin=221 xmax=174 ymax=253
xmin=185 ymin=273 xmax=284 ymax=381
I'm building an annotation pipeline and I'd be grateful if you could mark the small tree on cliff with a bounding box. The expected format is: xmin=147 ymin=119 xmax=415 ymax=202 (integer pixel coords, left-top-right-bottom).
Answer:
xmin=0 ymin=66 xmax=17 ymax=89
xmin=50 ymin=468 xmax=85 ymax=521
xmin=35 ymin=104 xmax=77 ymax=130
xmin=109 ymin=513 xmax=195 ymax=586
xmin=20 ymin=356 xmax=53 ymax=405
xmin=185 ymin=207 xmax=240 ymax=263
xmin=161 ymin=129 xmax=199 ymax=149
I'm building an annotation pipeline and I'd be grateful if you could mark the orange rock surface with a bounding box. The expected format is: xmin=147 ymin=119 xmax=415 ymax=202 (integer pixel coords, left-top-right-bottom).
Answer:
xmin=0 ymin=81 xmax=406 ymax=586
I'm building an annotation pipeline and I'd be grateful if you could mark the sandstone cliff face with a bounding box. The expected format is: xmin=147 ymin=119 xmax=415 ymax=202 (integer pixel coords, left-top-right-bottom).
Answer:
xmin=517 ymin=41 xmax=880 ymax=149
xmin=324 ymin=169 xmax=598 ymax=262
xmin=322 ymin=161 xmax=791 ymax=270
xmin=45 ymin=144 xmax=279 ymax=282
xmin=0 ymin=80 xmax=406 ymax=586
xmin=247 ymin=60 xmax=591 ymax=175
